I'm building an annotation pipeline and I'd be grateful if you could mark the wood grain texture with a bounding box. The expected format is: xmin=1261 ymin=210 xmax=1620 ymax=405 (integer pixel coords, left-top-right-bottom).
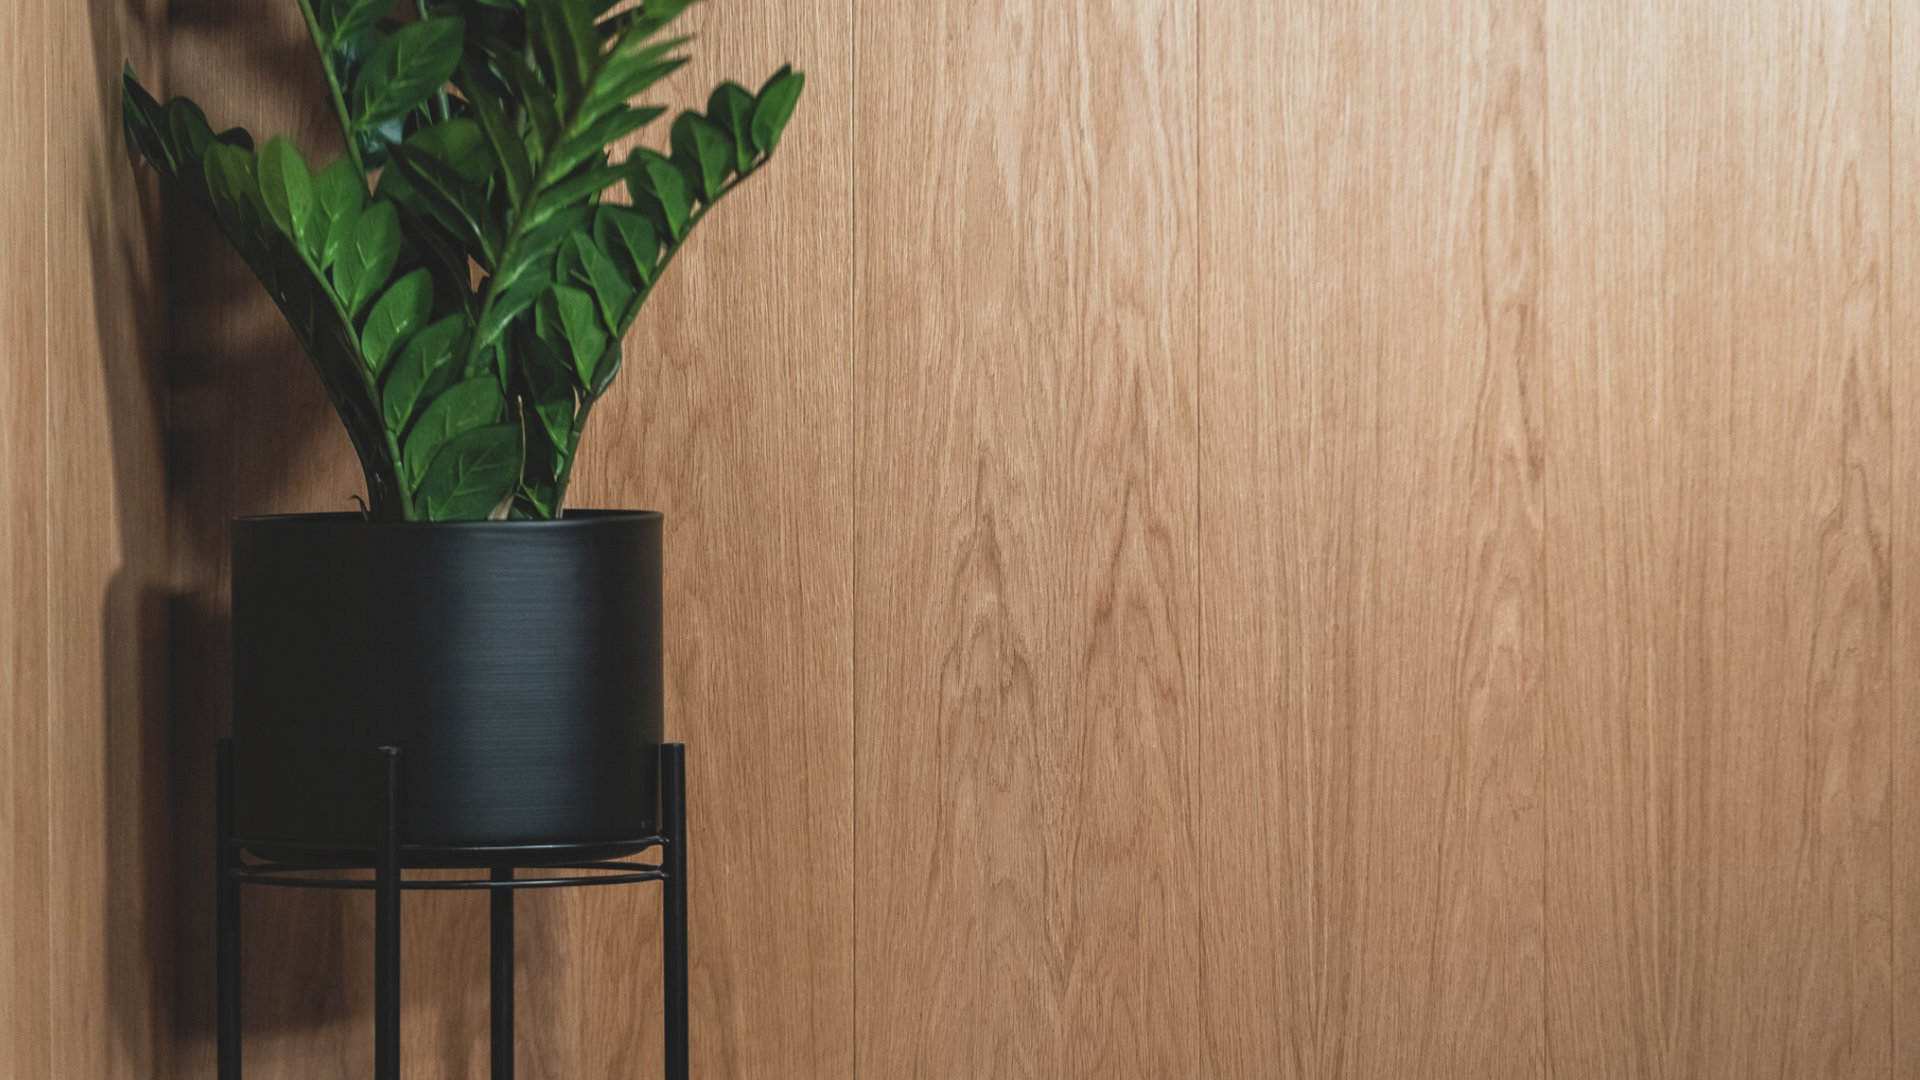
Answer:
xmin=1896 ymin=1 xmax=1920 ymax=1073
xmin=0 ymin=0 xmax=183 ymax=1076
xmin=0 ymin=0 xmax=52 ymax=1074
xmin=1546 ymin=2 xmax=1893 ymax=1076
xmin=132 ymin=0 xmax=1916 ymax=1076
xmin=853 ymin=0 xmax=1199 ymax=1075
xmin=538 ymin=1 xmax=854 ymax=1076
xmin=1540 ymin=2 xmax=1703 ymax=1072
xmin=45 ymin=0 xmax=175 ymax=1076
xmin=1198 ymin=1 xmax=1546 ymax=1075
xmin=1194 ymin=1 xmax=1377 ymax=1072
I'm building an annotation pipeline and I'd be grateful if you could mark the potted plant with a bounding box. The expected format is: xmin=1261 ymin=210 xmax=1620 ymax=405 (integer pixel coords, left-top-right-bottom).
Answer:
xmin=123 ymin=0 xmax=802 ymax=859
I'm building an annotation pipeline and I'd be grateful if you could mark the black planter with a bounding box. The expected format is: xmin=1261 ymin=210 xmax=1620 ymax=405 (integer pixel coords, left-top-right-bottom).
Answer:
xmin=230 ymin=510 xmax=663 ymax=864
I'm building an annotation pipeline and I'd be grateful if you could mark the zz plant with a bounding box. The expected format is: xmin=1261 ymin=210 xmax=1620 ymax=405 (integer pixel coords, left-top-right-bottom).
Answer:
xmin=122 ymin=0 xmax=803 ymax=520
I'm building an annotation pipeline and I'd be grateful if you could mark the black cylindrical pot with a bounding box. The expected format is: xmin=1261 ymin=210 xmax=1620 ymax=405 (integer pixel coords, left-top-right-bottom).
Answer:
xmin=231 ymin=511 xmax=662 ymax=863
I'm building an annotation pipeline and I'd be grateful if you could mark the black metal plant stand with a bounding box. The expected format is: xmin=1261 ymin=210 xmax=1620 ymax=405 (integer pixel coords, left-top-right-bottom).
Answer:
xmin=215 ymin=739 xmax=689 ymax=1080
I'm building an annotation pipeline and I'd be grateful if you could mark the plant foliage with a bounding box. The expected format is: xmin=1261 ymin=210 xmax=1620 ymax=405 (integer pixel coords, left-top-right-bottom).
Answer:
xmin=123 ymin=0 xmax=804 ymax=520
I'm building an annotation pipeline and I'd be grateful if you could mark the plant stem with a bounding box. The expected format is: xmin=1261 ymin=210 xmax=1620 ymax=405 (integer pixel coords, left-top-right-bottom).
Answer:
xmin=293 ymin=0 xmax=368 ymax=177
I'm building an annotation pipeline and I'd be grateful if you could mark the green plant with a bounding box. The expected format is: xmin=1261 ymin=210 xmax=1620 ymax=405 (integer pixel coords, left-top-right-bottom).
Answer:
xmin=122 ymin=0 xmax=803 ymax=520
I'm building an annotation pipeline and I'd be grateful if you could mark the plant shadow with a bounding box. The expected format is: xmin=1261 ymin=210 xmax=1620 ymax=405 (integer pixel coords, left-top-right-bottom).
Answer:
xmin=85 ymin=0 xmax=376 ymax=1072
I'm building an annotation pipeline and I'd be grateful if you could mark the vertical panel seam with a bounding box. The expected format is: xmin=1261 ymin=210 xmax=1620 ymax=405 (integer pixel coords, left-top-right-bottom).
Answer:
xmin=848 ymin=0 xmax=861 ymax=1069
xmin=1536 ymin=0 xmax=1551 ymax=1068
xmin=1888 ymin=0 xmax=1898 ymax=1074
xmin=39 ymin=0 xmax=56 ymax=1055
xmin=1538 ymin=0 xmax=1553 ymax=1073
xmin=1191 ymin=0 xmax=1208 ymax=1074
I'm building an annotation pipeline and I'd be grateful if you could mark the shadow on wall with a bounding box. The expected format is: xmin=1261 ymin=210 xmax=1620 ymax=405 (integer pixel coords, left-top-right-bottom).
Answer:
xmin=150 ymin=0 xmax=377 ymax=1071
xmin=82 ymin=0 xmax=173 ymax=1076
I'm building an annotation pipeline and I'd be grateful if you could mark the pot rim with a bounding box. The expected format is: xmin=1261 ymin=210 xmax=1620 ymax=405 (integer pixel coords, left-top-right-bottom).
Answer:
xmin=233 ymin=508 xmax=661 ymax=529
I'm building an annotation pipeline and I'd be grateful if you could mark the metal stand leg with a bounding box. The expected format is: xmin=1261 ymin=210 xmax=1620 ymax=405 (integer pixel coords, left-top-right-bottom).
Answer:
xmin=374 ymin=747 xmax=402 ymax=1080
xmin=661 ymin=743 xmax=688 ymax=1080
xmin=217 ymin=741 xmax=689 ymax=1080
xmin=490 ymin=866 xmax=515 ymax=1080
xmin=217 ymin=739 xmax=242 ymax=1080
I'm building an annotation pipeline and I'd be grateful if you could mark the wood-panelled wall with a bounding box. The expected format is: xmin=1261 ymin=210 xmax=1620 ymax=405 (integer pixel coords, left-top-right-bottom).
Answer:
xmin=71 ymin=0 xmax=1920 ymax=1077
xmin=0 ymin=1 xmax=172 ymax=1079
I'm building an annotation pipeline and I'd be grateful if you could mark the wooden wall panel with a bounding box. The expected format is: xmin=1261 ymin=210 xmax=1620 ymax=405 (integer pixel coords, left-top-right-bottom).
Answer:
xmin=1546 ymin=2 xmax=1893 ymax=1076
xmin=46 ymin=1 xmax=175 ymax=1078
xmin=1 ymin=0 xmax=171 ymax=1077
xmin=1193 ymin=0 xmax=1375 ymax=1072
xmin=547 ymin=1 xmax=854 ymax=1077
xmin=125 ymin=0 xmax=1916 ymax=1077
xmin=0 ymin=0 xmax=52 ymax=1074
xmin=1539 ymin=2 xmax=1698 ymax=1072
xmin=1197 ymin=1 xmax=1546 ymax=1075
xmin=853 ymin=0 xmax=1199 ymax=1075
xmin=1896 ymin=2 xmax=1920 ymax=1073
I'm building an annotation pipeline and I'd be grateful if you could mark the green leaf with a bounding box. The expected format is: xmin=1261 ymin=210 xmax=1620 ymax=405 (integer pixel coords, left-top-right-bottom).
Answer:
xmin=403 ymin=375 xmax=507 ymax=486
xmin=407 ymin=368 xmax=510 ymax=478
xmin=615 ymin=0 xmax=696 ymax=40
xmin=548 ymin=285 xmax=608 ymax=386
xmin=477 ymin=277 xmax=548 ymax=348
xmin=388 ymin=142 xmax=502 ymax=265
xmin=121 ymin=68 xmax=174 ymax=174
xmin=417 ymin=422 xmax=522 ymax=519
xmin=490 ymin=207 xmax=587 ymax=297
xmin=352 ymin=17 xmax=465 ymax=129
xmin=751 ymin=66 xmax=804 ymax=153
xmin=587 ymin=51 xmax=687 ymax=114
xmin=257 ymin=136 xmax=319 ymax=255
xmin=548 ymin=105 xmax=664 ymax=181
xmin=586 ymin=343 xmax=623 ymax=396
xmin=554 ymin=231 xmax=587 ymax=290
xmin=625 ymin=149 xmax=689 ymax=239
xmin=597 ymin=206 xmax=657 ymax=286
xmin=166 ymin=97 xmax=215 ymax=163
xmin=405 ymin=117 xmax=494 ymax=185
xmin=706 ymin=81 xmax=758 ymax=172
xmin=331 ymin=199 xmax=402 ymax=316
xmin=324 ymin=0 xmax=393 ymax=50
xmin=194 ymin=142 xmax=288 ymax=293
xmin=330 ymin=19 xmax=386 ymax=72
xmin=397 ymin=214 xmax=474 ymax=316
xmin=532 ymin=160 xmax=620 ymax=221
xmin=314 ymin=157 xmax=368 ymax=270
xmin=381 ymin=314 xmax=466 ymax=432
xmin=494 ymin=50 xmax=562 ymax=163
xmin=513 ymin=428 xmax=565 ymax=519
xmin=360 ymin=267 xmax=433 ymax=374
xmin=518 ymin=327 xmax=577 ymax=452
xmin=355 ymin=114 xmax=410 ymax=169
xmin=572 ymin=234 xmax=635 ymax=331
xmin=670 ymin=111 xmax=731 ymax=202
xmin=527 ymin=0 xmax=601 ymax=112
xmin=202 ymin=140 xmax=260 ymax=218
xmin=462 ymin=65 xmax=534 ymax=206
